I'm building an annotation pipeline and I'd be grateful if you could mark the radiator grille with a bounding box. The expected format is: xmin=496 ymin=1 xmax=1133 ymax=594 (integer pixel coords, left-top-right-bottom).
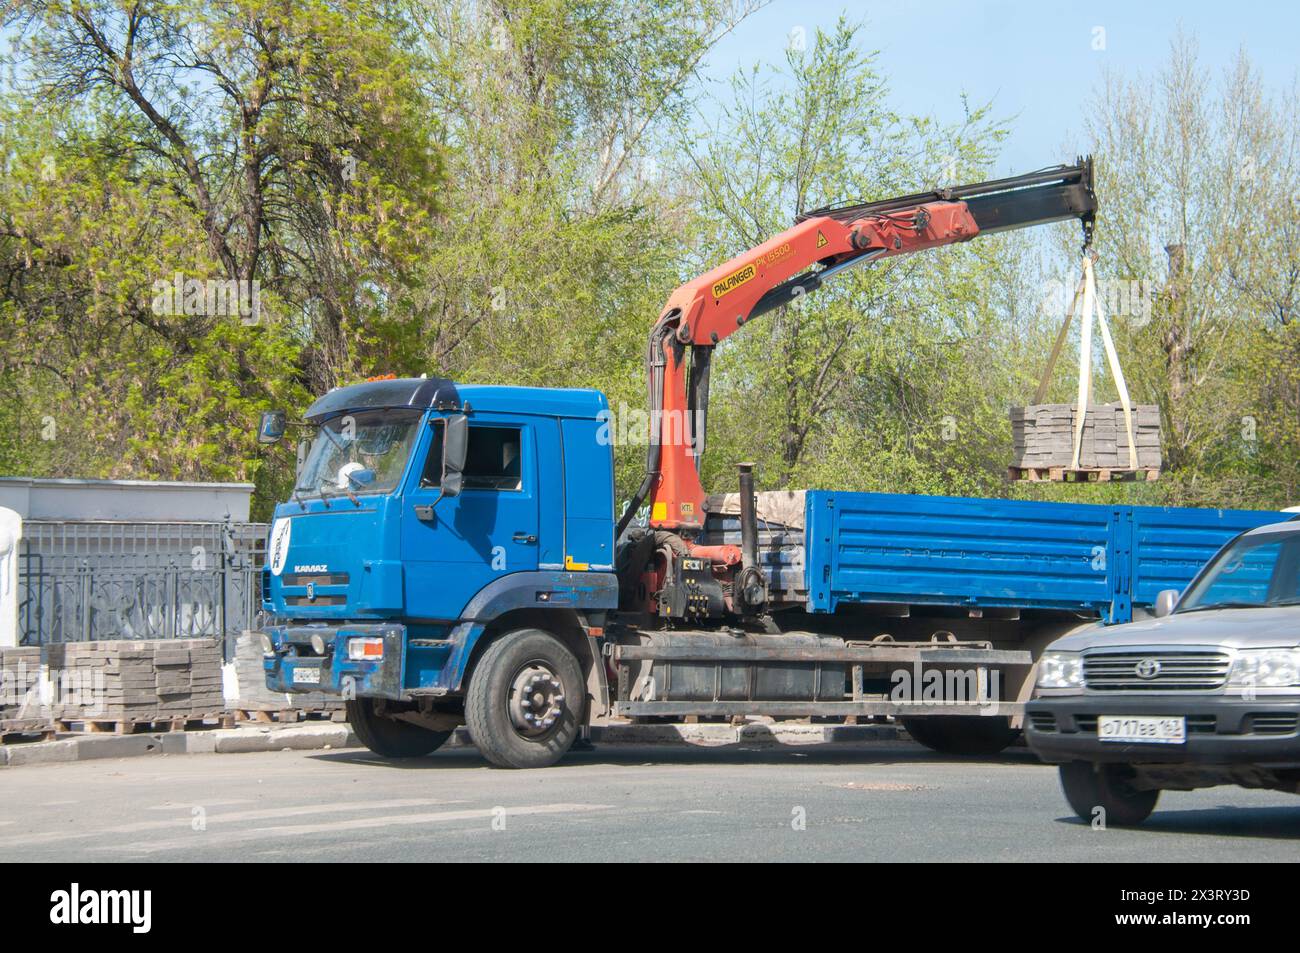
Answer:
xmin=1083 ymin=650 xmax=1231 ymax=692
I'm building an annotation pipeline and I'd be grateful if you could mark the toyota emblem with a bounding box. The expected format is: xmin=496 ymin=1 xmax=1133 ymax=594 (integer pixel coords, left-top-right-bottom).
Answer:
xmin=1134 ymin=657 xmax=1161 ymax=679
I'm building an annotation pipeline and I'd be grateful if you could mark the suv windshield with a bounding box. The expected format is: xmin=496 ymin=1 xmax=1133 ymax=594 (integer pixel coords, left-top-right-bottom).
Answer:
xmin=1178 ymin=530 xmax=1300 ymax=612
xmin=295 ymin=409 xmax=423 ymax=498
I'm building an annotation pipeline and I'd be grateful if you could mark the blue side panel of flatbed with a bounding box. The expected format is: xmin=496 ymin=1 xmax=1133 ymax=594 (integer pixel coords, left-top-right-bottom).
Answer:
xmin=1126 ymin=505 xmax=1288 ymax=608
xmin=804 ymin=491 xmax=1282 ymax=623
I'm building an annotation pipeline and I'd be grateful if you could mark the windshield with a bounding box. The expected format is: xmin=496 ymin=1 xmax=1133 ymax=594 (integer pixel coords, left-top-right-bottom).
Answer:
xmin=1178 ymin=530 xmax=1300 ymax=612
xmin=295 ymin=409 xmax=423 ymax=498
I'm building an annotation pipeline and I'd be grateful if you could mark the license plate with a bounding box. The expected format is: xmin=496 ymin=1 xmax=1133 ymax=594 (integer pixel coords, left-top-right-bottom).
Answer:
xmin=292 ymin=667 xmax=321 ymax=685
xmin=1098 ymin=715 xmax=1186 ymax=744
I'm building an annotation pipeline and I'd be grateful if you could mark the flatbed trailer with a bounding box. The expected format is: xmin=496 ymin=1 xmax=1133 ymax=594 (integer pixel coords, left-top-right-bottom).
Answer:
xmin=710 ymin=490 xmax=1280 ymax=624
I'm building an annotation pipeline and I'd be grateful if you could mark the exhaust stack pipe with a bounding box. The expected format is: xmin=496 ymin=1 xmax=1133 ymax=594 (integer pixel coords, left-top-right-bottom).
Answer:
xmin=736 ymin=463 xmax=766 ymax=615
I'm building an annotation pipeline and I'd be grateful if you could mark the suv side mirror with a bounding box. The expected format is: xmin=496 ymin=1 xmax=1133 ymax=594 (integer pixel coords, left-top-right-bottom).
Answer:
xmin=441 ymin=414 xmax=469 ymax=498
xmin=1154 ymin=589 xmax=1180 ymax=618
xmin=258 ymin=410 xmax=287 ymax=445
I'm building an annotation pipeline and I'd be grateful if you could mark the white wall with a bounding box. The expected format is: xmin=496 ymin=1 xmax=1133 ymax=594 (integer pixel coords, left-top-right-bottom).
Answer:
xmin=0 ymin=477 xmax=254 ymax=523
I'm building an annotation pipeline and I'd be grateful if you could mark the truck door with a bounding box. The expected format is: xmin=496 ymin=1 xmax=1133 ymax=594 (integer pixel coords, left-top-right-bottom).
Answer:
xmin=402 ymin=414 xmax=542 ymax=618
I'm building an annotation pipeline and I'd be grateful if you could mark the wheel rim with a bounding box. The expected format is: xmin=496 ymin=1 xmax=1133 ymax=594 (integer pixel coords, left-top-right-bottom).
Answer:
xmin=507 ymin=661 xmax=567 ymax=738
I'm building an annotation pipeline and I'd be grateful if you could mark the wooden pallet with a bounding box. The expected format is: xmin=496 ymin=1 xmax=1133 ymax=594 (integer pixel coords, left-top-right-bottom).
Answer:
xmin=1008 ymin=465 xmax=1160 ymax=484
xmin=1 ymin=718 xmax=57 ymax=744
xmin=56 ymin=712 xmax=235 ymax=735
xmin=233 ymin=707 xmax=346 ymax=725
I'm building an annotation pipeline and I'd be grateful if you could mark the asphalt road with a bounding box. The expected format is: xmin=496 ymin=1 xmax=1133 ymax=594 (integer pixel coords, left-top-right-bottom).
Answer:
xmin=3 ymin=741 xmax=1299 ymax=862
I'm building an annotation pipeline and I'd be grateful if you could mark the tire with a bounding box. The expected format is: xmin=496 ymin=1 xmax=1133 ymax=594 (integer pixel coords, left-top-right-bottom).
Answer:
xmin=346 ymin=698 xmax=452 ymax=759
xmin=465 ymin=628 xmax=583 ymax=769
xmin=1058 ymin=762 xmax=1159 ymax=827
xmin=900 ymin=716 xmax=1020 ymax=756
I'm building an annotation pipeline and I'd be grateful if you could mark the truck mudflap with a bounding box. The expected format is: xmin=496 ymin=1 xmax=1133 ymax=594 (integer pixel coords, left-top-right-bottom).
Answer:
xmin=264 ymin=623 xmax=405 ymax=700
xmin=608 ymin=631 xmax=1031 ymax=719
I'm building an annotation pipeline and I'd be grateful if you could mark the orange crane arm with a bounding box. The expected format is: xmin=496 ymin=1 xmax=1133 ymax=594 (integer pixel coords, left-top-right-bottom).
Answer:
xmin=618 ymin=159 xmax=1097 ymax=537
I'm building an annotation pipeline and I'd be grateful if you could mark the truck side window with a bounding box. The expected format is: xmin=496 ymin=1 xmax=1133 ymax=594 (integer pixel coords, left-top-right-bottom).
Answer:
xmin=419 ymin=423 xmax=522 ymax=491
xmin=463 ymin=426 xmax=522 ymax=491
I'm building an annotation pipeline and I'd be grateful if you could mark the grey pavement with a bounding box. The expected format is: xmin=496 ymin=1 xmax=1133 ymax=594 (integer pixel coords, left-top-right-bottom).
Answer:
xmin=2 ymin=741 xmax=1299 ymax=862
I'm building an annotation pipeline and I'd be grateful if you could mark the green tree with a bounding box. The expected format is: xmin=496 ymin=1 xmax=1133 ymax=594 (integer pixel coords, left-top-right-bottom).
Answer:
xmin=0 ymin=0 xmax=446 ymax=510
xmin=683 ymin=18 xmax=1026 ymax=498
xmin=1081 ymin=34 xmax=1300 ymax=507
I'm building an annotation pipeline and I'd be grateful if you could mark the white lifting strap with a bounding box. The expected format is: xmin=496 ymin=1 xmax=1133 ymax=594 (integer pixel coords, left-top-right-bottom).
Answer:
xmin=1069 ymin=255 xmax=1137 ymax=470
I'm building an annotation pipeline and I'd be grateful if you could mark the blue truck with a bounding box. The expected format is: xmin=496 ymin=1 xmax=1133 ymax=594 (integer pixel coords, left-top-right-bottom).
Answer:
xmin=255 ymin=376 xmax=1281 ymax=767
xmin=254 ymin=161 xmax=1282 ymax=768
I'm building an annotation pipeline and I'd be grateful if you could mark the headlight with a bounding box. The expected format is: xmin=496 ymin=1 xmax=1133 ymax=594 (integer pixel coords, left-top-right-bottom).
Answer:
xmin=259 ymin=632 xmax=275 ymax=656
xmin=1228 ymin=648 xmax=1300 ymax=688
xmin=1038 ymin=651 xmax=1084 ymax=689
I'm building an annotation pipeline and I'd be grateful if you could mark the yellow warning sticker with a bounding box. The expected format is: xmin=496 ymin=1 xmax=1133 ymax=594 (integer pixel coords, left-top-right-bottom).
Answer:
xmin=816 ymin=230 xmax=828 ymax=248
xmin=711 ymin=262 xmax=757 ymax=299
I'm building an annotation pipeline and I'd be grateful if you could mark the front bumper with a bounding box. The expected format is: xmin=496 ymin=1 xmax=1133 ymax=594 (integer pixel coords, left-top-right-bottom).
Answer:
xmin=263 ymin=623 xmax=406 ymax=700
xmin=1025 ymin=694 xmax=1300 ymax=765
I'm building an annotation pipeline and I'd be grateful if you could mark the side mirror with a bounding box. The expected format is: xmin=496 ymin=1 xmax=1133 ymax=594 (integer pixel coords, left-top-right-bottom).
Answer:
xmin=441 ymin=414 xmax=469 ymax=498
xmin=1154 ymin=589 xmax=1180 ymax=618
xmin=258 ymin=410 xmax=287 ymax=445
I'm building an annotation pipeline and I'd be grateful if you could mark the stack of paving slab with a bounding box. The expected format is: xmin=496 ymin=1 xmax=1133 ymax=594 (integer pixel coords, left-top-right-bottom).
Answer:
xmin=0 ymin=646 xmax=42 ymax=723
xmin=233 ymin=632 xmax=341 ymax=713
xmin=1010 ymin=403 xmax=1162 ymax=471
xmin=45 ymin=639 xmax=225 ymax=723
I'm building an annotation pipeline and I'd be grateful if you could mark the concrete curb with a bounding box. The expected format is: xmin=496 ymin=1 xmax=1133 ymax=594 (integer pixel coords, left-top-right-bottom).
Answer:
xmin=0 ymin=721 xmax=902 ymax=768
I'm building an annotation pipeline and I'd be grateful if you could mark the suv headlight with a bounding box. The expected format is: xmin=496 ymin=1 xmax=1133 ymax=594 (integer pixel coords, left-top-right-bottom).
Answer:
xmin=1228 ymin=648 xmax=1300 ymax=688
xmin=1038 ymin=651 xmax=1084 ymax=690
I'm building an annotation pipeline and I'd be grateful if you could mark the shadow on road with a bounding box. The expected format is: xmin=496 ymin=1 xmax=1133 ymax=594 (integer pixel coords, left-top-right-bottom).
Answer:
xmin=308 ymin=741 xmax=1046 ymax=772
xmin=1055 ymin=804 xmax=1300 ymax=840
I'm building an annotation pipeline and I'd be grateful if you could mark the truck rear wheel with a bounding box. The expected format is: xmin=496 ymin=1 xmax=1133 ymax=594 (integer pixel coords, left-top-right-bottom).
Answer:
xmin=900 ymin=716 xmax=1020 ymax=756
xmin=1059 ymin=762 xmax=1159 ymax=827
xmin=346 ymin=699 xmax=452 ymax=758
xmin=466 ymin=628 xmax=583 ymax=769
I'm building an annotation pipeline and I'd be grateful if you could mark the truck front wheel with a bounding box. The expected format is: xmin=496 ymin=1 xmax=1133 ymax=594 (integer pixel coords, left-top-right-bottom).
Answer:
xmin=900 ymin=716 xmax=1020 ymax=756
xmin=466 ymin=628 xmax=584 ymax=769
xmin=1059 ymin=762 xmax=1159 ymax=827
xmin=346 ymin=699 xmax=452 ymax=758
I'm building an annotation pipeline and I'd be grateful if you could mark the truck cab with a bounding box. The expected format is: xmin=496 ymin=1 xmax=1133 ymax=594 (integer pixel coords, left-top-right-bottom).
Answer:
xmin=260 ymin=377 xmax=620 ymax=768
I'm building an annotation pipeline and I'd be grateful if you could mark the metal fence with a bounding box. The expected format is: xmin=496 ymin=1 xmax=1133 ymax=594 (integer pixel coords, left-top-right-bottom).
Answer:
xmin=17 ymin=521 xmax=269 ymax=656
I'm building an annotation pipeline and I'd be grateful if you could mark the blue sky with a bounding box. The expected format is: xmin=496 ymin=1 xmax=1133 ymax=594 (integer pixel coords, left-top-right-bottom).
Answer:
xmin=698 ymin=0 xmax=1300 ymax=175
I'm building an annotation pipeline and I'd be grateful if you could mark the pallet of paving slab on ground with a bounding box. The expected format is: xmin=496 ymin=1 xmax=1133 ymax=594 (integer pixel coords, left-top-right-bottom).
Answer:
xmin=46 ymin=638 xmax=227 ymax=726
xmin=1007 ymin=465 xmax=1161 ymax=483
